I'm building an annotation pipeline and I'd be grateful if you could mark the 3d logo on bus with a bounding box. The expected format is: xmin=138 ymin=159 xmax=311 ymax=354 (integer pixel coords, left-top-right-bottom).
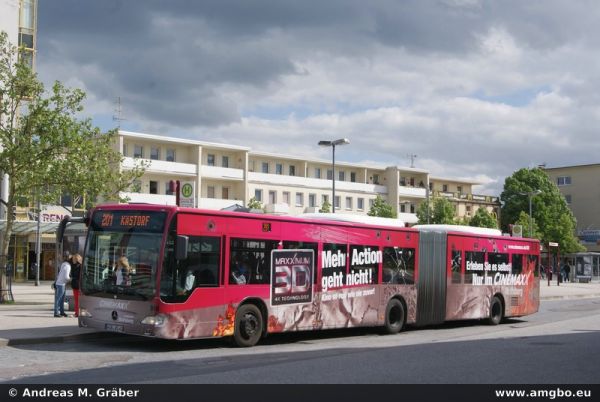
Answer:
xmin=271 ymin=250 xmax=313 ymax=306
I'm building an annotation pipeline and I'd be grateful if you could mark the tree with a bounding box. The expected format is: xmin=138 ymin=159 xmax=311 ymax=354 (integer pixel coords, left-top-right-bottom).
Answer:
xmin=500 ymin=167 xmax=584 ymax=253
xmin=247 ymin=197 xmax=263 ymax=210
xmin=0 ymin=32 xmax=145 ymax=302
xmin=416 ymin=196 xmax=455 ymax=224
xmin=319 ymin=199 xmax=331 ymax=213
xmin=368 ymin=195 xmax=397 ymax=218
xmin=469 ymin=207 xmax=498 ymax=229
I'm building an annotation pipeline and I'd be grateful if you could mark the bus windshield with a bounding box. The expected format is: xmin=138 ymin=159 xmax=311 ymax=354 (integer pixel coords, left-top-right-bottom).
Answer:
xmin=81 ymin=210 xmax=167 ymax=300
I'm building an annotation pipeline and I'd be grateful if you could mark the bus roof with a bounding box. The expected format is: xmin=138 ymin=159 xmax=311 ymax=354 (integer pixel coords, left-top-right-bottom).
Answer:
xmin=412 ymin=224 xmax=502 ymax=237
xmin=299 ymin=213 xmax=407 ymax=229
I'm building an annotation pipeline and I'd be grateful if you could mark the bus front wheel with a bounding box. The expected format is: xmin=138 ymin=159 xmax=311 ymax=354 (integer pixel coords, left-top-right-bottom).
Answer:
xmin=233 ymin=304 xmax=263 ymax=347
xmin=488 ymin=296 xmax=503 ymax=325
xmin=383 ymin=299 xmax=405 ymax=334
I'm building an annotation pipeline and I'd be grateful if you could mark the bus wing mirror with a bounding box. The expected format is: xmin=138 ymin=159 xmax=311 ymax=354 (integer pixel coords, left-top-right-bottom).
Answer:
xmin=176 ymin=235 xmax=189 ymax=260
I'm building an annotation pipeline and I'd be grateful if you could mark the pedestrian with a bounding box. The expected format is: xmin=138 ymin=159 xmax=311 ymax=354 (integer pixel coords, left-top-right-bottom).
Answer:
xmin=564 ymin=262 xmax=571 ymax=282
xmin=70 ymin=253 xmax=82 ymax=317
xmin=54 ymin=253 xmax=72 ymax=317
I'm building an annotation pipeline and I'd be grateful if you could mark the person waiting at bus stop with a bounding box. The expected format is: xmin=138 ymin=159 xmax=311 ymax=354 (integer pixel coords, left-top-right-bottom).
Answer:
xmin=70 ymin=254 xmax=82 ymax=317
xmin=54 ymin=253 xmax=72 ymax=317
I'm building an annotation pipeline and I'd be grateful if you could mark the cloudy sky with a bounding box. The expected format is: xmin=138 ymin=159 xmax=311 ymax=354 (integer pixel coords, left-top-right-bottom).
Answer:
xmin=36 ymin=0 xmax=600 ymax=195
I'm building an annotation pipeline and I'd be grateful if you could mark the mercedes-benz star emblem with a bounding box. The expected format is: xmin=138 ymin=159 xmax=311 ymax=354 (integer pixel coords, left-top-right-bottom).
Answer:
xmin=112 ymin=311 xmax=118 ymax=321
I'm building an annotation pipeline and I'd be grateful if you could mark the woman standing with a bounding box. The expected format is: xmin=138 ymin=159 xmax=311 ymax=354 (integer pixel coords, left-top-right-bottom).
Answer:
xmin=70 ymin=253 xmax=82 ymax=317
xmin=54 ymin=254 xmax=71 ymax=317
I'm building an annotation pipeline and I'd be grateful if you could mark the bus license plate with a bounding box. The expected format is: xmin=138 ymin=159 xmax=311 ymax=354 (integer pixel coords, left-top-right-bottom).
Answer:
xmin=105 ymin=323 xmax=124 ymax=332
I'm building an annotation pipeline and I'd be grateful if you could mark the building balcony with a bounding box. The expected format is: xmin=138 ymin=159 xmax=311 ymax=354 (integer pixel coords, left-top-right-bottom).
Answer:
xmin=121 ymin=192 xmax=176 ymax=205
xmin=122 ymin=157 xmax=197 ymax=177
xmin=200 ymin=165 xmax=244 ymax=181
xmin=398 ymin=185 xmax=427 ymax=198
xmin=248 ymin=172 xmax=387 ymax=194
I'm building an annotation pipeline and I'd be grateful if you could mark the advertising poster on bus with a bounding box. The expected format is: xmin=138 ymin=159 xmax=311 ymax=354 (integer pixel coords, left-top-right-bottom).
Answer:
xmin=270 ymin=249 xmax=314 ymax=306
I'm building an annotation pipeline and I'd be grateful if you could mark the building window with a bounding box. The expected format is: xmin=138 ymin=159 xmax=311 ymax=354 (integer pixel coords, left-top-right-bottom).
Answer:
xmin=254 ymin=189 xmax=263 ymax=202
xmin=350 ymin=172 xmax=356 ymax=182
xmin=222 ymin=187 xmax=229 ymax=199
xmin=345 ymin=197 xmax=352 ymax=210
xmin=165 ymin=183 xmax=174 ymax=195
xmin=222 ymin=156 xmax=229 ymax=168
xmin=338 ymin=171 xmax=345 ymax=181
xmin=289 ymin=165 xmax=296 ymax=176
xmin=150 ymin=147 xmax=160 ymax=160
xmin=207 ymin=186 xmax=215 ymax=198
xmin=400 ymin=204 xmax=406 ymax=213
xmin=149 ymin=180 xmax=158 ymax=194
xmin=372 ymin=174 xmax=380 ymax=185
xmin=315 ymin=168 xmax=321 ymax=179
xmin=369 ymin=198 xmax=374 ymax=209
xmin=442 ymin=184 xmax=448 ymax=192
xmin=276 ymin=163 xmax=283 ymax=175
xmin=283 ymin=191 xmax=290 ymax=205
xmin=309 ymin=194 xmax=316 ymax=208
xmin=334 ymin=196 xmax=341 ymax=210
xmin=457 ymin=186 xmax=462 ymax=194
xmin=295 ymin=192 xmax=304 ymax=206
xmin=565 ymin=194 xmax=572 ymax=204
xmin=269 ymin=191 xmax=277 ymax=204
xmin=327 ymin=170 xmax=333 ymax=180
xmin=166 ymin=149 xmax=175 ymax=162
xmin=134 ymin=145 xmax=143 ymax=158
xmin=261 ymin=162 xmax=269 ymax=173
xmin=207 ymin=154 xmax=215 ymax=166
xmin=557 ymin=176 xmax=571 ymax=186
xmin=122 ymin=143 xmax=128 ymax=157
xmin=357 ymin=198 xmax=364 ymax=210
xmin=410 ymin=204 xmax=415 ymax=213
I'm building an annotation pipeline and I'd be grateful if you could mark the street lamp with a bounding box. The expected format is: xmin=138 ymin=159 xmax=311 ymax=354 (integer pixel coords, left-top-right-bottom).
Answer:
xmin=519 ymin=189 xmax=542 ymax=238
xmin=318 ymin=138 xmax=350 ymax=213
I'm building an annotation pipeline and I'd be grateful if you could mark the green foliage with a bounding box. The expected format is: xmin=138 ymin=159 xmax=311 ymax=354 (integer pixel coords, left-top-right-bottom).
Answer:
xmin=469 ymin=207 xmax=498 ymax=229
xmin=319 ymin=199 xmax=331 ymax=213
xmin=500 ymin=167 xmax=584 ymax=253
xmin=247 ymin=197 xmax=263 ymax=210
xmin=0 ymin=32 xmax=145 ymax=301
xmin=416 ymin=196 xmax=455 ymax=224
xmin=368 ymin=195 xmax=397 ymax=218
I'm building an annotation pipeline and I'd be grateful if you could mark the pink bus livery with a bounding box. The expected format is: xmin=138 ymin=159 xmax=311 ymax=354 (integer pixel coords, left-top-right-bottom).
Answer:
xmin=76 ymin=204 xmax=540 ymax=346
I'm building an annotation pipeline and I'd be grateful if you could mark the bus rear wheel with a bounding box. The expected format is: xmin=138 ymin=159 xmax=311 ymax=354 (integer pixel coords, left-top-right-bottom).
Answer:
xmin=383 ymin=299 xmax=405 ymax=334
xmin=233 ymin=304 xmax=263 ymax=347
xmin=488 ymin=296 xmax=503 ymax=325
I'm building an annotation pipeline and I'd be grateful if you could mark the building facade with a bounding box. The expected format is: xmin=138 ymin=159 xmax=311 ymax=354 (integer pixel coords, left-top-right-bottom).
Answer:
xmin=1 ymin=0 xmax=60 ymax=283
xmin=544 ymin=164 xmax=600 ymax=252
xmin=118 ymin=130 xmax=500 ymax=225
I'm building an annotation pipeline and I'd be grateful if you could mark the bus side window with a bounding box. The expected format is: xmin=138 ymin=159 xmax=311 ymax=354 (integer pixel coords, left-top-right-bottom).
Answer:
xmin=464 ymin=251 xmax=484 ymax=284
xmin=230 ymin=238 xmax=279 ymax=285
xmin=451 ymin=250 xmax=462 ymax=284
xmin=382 ymin=247 xmax=415 ymax=285
xmin=282 ymin=241 xmax=318 ymax=284
xmin=512 ymin=254 xmax=523 ymax=275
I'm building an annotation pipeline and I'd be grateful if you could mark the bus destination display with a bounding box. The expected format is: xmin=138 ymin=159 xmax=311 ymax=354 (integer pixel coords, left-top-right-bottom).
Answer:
xmin=92 ymin=210 xmax=167 ymax=233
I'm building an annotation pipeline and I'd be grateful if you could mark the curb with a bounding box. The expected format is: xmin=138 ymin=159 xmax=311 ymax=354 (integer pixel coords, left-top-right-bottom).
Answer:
xmin=0 ymin=331 xmax=122 ymax=347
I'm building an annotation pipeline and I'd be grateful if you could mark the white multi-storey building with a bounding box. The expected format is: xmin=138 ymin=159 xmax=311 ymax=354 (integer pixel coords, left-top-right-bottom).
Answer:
xmin=118 ymin=130 xmax=500 ymax=224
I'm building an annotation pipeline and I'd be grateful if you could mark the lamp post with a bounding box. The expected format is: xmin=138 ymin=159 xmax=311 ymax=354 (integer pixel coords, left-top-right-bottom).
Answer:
xmin=519 ymin=189 xmax=542 ymax=238
xmin=318 ymin=138 xmax=350 ymax=213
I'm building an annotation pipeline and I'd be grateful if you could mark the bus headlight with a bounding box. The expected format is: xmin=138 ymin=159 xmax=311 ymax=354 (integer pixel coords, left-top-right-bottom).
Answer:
xmin=79 ymin=308 xmax=92 ymax=318
xmin=141 ymin=314 xmax=166 ymax=327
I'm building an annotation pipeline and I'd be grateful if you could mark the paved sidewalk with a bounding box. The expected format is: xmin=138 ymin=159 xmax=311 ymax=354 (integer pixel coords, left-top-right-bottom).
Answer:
xmin=1 ymin=280 xmax=600 ymax=347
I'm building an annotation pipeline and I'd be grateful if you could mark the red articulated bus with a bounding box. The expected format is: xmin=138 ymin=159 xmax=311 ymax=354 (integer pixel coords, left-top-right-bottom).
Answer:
xmin=76 ymin=204 xmax=540 ymax=347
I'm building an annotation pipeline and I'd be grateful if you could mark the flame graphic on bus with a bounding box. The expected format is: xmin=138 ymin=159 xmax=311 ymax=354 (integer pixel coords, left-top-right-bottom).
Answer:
xmin=212 ymin=304 xmax=236 ymax=337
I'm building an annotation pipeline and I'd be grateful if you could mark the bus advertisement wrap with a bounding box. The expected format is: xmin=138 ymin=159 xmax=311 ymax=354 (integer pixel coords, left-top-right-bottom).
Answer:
xmin=271 ymin=250 xmax=314 ymax=306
